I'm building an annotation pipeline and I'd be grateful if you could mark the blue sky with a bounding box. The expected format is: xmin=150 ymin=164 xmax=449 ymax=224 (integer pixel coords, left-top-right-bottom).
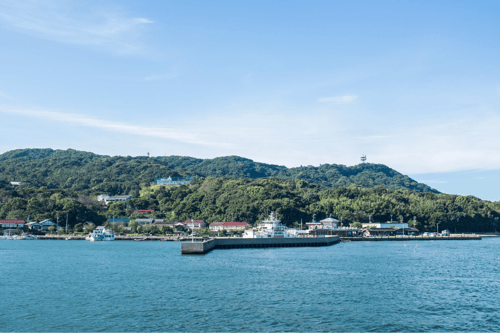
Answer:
xmin=1 ymin=0 xmax=500 ymax=200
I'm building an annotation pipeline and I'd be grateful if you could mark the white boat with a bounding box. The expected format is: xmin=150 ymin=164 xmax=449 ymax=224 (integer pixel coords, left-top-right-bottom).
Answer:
xmin=244 ymin=212 xmax=300 ymax=238
xmin=85 ymin=226 xmax=115 ymax=241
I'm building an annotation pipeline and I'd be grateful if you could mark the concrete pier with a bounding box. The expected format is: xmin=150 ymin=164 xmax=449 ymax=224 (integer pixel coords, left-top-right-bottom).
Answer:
xmin=181 ymin=236 xmax=341 ymax=254
xmin=341 ymin=235 xmax=482 ymax=241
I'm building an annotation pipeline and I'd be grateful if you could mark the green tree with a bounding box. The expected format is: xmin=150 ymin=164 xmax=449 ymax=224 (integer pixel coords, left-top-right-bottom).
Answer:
xmin=83 ymin=223 xmax=95 ymax=234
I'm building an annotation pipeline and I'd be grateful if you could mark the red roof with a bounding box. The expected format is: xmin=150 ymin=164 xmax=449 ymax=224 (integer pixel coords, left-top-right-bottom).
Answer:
xmin=134 ymin=209 xmax=154 ymax=214
xmin=0 ymin=219 xmax=25 ymax=224
xmin=209 ymin=222 xmax=225 ymax=226
xmin=223 ymin=222 xmax=248 ymax=226
xmin=183 ymin=220 xmax=204 ymax=224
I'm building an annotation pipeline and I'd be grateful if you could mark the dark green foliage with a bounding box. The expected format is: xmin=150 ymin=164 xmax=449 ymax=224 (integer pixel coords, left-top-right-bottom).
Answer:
xmin=0 ymin=148 xmax=436 ymax=193
xmin=0 ymin=176 xmax=498 ymax=232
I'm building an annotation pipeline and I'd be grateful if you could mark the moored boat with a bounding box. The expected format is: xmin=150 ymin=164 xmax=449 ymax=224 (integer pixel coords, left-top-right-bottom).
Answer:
xmin=85 ymin=226 xmax=115 ymax=241
xmin=244 ymin=212 xmax=305 ymax=238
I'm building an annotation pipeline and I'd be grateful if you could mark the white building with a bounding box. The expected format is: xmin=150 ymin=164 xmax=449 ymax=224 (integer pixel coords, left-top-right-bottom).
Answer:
xmin=362 ymin=222 xmax=409 ymax=229
xmin=319 ymin=217 xmax=340 ymax=229
xmin=183 ymin=220 xmax=206 ymax=229
xmin=97 ymin=194 xmax=132 ymax=205
xmin=135 ymin=219 xmax=154 ymax=225
xmin=209 ymin=222 xmax=249 ymax=231
xmin=0 ymin=219 xmax=25 ymax=228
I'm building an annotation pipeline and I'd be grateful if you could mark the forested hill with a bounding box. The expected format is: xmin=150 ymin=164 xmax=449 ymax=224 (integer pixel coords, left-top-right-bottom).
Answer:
xmin=0 ymin=148 xmax=436 ymax=194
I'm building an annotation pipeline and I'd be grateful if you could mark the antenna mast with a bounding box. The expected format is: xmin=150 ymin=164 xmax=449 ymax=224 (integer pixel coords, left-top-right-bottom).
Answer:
xmin=361 ymin=154 xmax=367 ymax=163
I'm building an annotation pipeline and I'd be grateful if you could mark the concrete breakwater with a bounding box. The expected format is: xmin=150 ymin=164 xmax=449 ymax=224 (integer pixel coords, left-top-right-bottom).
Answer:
xmin=181 ymin=236 xmax=341 ymax=254
xmin=342 ymin=235 xmax=482 ymax=241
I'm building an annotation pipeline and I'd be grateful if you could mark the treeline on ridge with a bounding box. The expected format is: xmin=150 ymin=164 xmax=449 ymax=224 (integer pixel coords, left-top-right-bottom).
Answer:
xmin=0 ymin=148 xmax=436 ymax=194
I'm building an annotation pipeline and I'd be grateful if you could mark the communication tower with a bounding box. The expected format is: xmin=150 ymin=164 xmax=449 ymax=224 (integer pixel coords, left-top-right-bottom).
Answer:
xmin=361 ymin=154 xmax=367 ymax=163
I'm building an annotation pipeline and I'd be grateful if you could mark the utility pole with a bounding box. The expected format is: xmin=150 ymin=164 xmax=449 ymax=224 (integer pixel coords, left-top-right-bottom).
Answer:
xmin=57 ymin=217 xmax=59 ymax=232
xmin=437 ymin=222 xmax=441 ymax=235
xmin=66 ymin=213 xmax=68 ymax=234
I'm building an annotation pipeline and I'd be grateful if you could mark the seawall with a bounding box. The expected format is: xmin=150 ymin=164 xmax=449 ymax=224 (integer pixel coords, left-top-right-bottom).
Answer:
xmin=181 ymin=236 xmax=341 ymax=254
xmin=342 ymin=235 xmax=482 ymax=241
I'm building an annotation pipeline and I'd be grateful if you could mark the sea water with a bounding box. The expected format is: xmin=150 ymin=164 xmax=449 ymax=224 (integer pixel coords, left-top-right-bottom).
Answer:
xmin=1 ymin=238 xmax=499 ymax=331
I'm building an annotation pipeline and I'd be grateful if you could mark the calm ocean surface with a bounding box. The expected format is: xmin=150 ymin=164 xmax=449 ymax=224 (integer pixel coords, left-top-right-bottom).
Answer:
xmin=1 ymin=238 xmax=500 ymax=332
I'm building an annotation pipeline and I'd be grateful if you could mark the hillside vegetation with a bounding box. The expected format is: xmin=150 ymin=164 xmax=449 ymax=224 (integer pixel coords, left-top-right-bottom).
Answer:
xmin=0 ymin=148 xmax=435 ymax=194
xmin=0 ymin=177 xmax=498 ymax=233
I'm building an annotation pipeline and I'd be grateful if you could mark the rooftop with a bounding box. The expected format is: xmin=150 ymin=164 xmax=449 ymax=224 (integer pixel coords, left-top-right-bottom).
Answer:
xmin=223 ymin=222 xmax=249 ymax=226
xmin=0 ymin=219 xmax=25 ymax=224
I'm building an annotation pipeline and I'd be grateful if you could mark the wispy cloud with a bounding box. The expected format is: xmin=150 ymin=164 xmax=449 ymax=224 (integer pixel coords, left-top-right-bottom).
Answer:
xmin=0 ymin=108 xmax=230 ymax=147
xmin=0 ymin=91 xmax=13 ymax=99
xmin=318 ymin=95 xmax=357 ymax=105
xmin=0 ymin=0 xmax=153 ymax=53
xmin=420 ymin=180 xmax=448 ymax=184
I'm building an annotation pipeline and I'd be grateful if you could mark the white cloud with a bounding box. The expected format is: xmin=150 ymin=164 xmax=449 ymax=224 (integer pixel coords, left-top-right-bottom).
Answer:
xmin=0 ymin=0 xmax=153 ymax=53
xmin=4 ymin=103 xmax=500 ymax=176
xmin=419 ymin=180 xmax=448 ymax=184
xmin=318 ymin=95 xmax=357 ymax=105
xmin=0 ymin=108 xmax=230 ymax=147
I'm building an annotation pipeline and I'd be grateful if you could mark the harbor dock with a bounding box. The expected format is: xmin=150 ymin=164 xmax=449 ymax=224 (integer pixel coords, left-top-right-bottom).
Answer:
xmin=342 ymin=235 xmax=482 ymax=241
xmin=181 ymin=235 xmax=341 ymax=254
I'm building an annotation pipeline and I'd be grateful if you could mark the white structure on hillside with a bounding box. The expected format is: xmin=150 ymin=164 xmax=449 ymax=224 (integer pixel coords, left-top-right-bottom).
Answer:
xmin=97 ymin=194 xmax=132 ymax=205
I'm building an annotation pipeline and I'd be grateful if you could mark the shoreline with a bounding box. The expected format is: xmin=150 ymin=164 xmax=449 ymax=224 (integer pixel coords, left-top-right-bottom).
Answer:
xmin=25 ymin=234 xmax=491 ymax=241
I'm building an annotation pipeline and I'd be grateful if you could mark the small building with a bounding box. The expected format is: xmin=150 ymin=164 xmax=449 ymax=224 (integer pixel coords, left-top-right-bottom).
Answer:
xmin=10 ymin=181 xmax=22 ymax=186
xmin=362 ymin=221 xmax=409 ymax=229
xmin=183 ymin=220 xmax=206 ymax=229
xmin=209 ymin=222 xmax=225 ymax=231
xmin=39 ymin=219 xmax=56 ymax=230
xmin=319 ymin=217 xmax=340 ymax=229
xmin=223 ymin=222 xmax=248 ymax=231
xmin=97 ymin=194 xmax=132 ymax=205
xmin=135 ymin=219 xmax=154 ymax=225
xmin=306 ymin=222 xmax=323 ymax=230
xmin=107 ymin=218 xmax=131 ymax=225
xmin=0 ymin=219 xmax=25 ymax=229
xmin=306 ymin=216 xmax=340 ymax=230
xmin=154 ymin=177 xmax=191 ymax=186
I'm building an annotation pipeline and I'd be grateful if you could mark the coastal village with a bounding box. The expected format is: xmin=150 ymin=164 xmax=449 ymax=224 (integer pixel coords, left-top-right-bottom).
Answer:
xmin=0 ymin=176 xmax=475 ymax=241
